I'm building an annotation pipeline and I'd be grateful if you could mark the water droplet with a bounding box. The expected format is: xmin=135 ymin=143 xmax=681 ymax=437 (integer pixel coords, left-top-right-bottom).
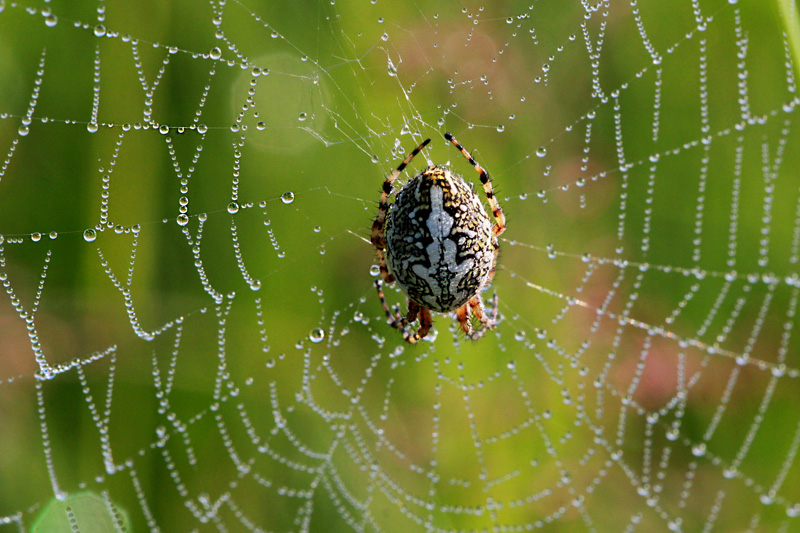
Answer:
xmin=18 ymin=125 xmax=29 ymax=136
xmin=371 ymin=154 xmax=380 ymax=164
xmin=369 ymin=264 xmax=380 ymax=276
xmin=93 ymin=24 xmax=106 ymax=37
xmin=256 ymin=121 xmax=266 ymax=131
xmin=298 ymin=112 xmax=308 ymax=121
xmin=227 ymin=202 xmax=240 ymax=214
xmin=536 ymin=146 xmax=547 ymax=158
xmin=197 ymin=124 xmax=208 ymax=134
xmin=83 ymin=228 xmax=97 ymax=242
xmin=496 ymin=124 xmax=505 ymax=133
xmin=44 ymin=15 xmax=58 ymax=27
xmin=176 ymin=214 xmax=189 ymax=226
xmin=281 ymin=191 xmax=295 ymax=204
xmin=309 ymin=328 xmax=325 ymax=343
xmin=30 ymin=232 xmax=42 ymax=242
xmin=159 ymin=124 xmax=170 ymax=134
xmin=87 ymin=123 xmax=98 ymax=133
xmin=209 ymin=46 xmax=222 ymax=60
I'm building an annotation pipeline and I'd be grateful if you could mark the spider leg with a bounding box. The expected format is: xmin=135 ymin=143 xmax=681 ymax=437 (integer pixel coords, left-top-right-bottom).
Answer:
xmin=404 ymin=306 xmax=433 ymax=344
xmin=375 ymin=249 xmax=395 ymax=284
xmin=405 ymin=299 xmax=421 ymax=324
xmin=444 ymin=133 xmax=504 ymax=340
xmin=375 ymin=280 xmax=404 ymax=326
xmin=462 ymin=293 xmax=500 ymax=341
xmin=444 ymin=132 xmax=506 ymax=238
xmin=375 ymin=281 xmax=433 ymax=342
xmin=455 ymin=303 xmax=474 ymax=337
xmin=371 ymin=138 xmax=431 ymax=284
xmin=469 ymin=296 xmax=487 ymax=324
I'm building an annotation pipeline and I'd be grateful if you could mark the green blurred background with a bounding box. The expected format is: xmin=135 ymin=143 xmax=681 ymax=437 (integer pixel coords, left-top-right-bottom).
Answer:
xmin=0 ymin=0 xmax=799 ymax=530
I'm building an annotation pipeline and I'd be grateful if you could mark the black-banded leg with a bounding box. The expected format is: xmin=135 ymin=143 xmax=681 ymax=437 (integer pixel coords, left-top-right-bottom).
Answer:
xmin=444 ymin=132 xmax=506 ymax=238
xmin=371 ymin=138 xmax=432 ymax=285
xmin=374 ymin=280 xmax=432 ymax=343
xmin=375 ymin=279 xmax=404 ymax=326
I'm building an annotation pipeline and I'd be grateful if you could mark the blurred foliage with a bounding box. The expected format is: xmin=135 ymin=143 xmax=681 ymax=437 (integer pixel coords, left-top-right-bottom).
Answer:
xmin=0 ymin=0 xmax=798 ymax=531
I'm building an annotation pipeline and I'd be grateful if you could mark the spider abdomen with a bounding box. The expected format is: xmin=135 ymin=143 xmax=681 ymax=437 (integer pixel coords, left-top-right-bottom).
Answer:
xmin=385 ymin=165 xmax=496 ymax=313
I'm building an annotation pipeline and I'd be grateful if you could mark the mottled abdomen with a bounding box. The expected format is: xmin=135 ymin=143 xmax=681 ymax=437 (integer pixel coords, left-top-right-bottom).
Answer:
xmin=385 ymin=165 xmax=496 ymax=312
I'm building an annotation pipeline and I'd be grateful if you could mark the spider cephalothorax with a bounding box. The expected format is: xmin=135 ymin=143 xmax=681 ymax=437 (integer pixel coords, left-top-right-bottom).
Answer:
xmin=370 ymin=132 xmax=506 ymax=342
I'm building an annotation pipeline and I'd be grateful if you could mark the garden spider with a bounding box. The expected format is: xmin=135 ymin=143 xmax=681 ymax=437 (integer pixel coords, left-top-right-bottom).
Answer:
xmin=371 ymin=132 xmax=507 ymax=343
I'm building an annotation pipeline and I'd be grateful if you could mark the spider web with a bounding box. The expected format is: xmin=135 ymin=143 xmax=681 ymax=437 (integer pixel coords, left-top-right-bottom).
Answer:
xmin=0 ymin=0 xmax=799 ymax=531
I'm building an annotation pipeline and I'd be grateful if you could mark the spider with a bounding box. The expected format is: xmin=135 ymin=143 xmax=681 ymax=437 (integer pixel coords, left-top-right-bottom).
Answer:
xmin=371 ymin=132 xmax=507 ymax=343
